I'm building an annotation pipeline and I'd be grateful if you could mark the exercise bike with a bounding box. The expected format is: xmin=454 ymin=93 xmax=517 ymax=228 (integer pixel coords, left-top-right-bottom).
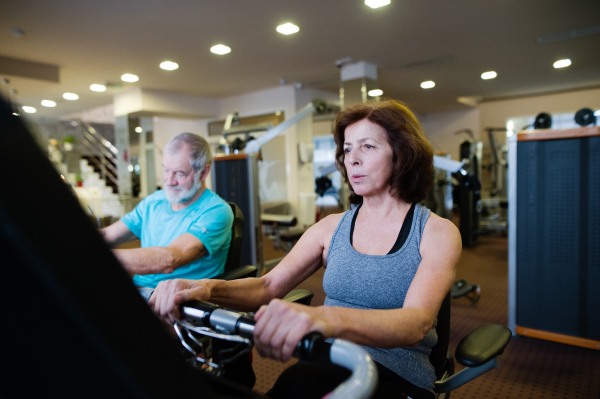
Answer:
xmin=174 ymin=300 xmax=378 ymax=399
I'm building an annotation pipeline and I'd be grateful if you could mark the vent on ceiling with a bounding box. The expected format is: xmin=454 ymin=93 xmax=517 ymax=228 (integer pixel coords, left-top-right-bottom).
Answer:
xmin=537 ymin=25 xmax=600 ymax=44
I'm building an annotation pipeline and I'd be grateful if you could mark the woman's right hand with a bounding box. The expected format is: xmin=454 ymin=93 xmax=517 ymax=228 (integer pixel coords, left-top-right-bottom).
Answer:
xmin=253 ymin=299 xmax=332 ymax=362
xmin=149 ymin=278 xmax=211 ymax=323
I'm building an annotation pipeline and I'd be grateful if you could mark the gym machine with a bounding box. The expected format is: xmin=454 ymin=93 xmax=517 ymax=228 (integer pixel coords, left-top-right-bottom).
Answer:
xmin=455 ymin=137 xmax=483 ymax=247
xmin=211 ymin=103 xmax=316 ymax=275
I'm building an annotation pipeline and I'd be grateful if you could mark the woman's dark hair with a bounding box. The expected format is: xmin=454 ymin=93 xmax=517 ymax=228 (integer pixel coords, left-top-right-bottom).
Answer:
xmin=333 ymin=100 xmax=434 ymax=205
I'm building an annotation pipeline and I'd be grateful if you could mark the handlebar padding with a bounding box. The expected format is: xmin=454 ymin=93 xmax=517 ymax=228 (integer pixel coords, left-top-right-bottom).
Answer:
xmin=293 ymin=332 xmax=326 ymax=361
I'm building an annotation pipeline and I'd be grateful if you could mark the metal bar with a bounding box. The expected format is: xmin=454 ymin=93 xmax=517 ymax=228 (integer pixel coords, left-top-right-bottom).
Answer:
xmin=508 ymin=134 xmax=518 ymax=334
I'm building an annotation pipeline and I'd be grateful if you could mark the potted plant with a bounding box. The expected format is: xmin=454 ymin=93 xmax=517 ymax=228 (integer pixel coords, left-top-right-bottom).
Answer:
xmin=75 ymin=173 xmax=83 ymax=187
xmin=63 ymin=135 xmax=76 ymax=151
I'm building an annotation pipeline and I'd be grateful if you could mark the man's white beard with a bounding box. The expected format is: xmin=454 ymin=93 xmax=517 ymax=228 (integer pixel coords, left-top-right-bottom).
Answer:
xmin=165 ymin=173 xmax=202 ymax=204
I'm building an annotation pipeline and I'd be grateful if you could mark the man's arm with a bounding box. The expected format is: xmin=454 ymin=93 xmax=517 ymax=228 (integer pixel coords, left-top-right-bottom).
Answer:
xmin=149 ymin=214 xmax=339 ymax=320
xmin=112 ymin=233 xmax=208 ymax=275
xmin=101 ymin=220 xmax=138 ymax=248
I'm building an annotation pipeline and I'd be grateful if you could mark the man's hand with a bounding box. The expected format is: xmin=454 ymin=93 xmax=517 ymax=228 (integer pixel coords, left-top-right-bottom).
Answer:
xmin=149 ymin=279 xmax=211 ymax=323
xmin=253 ymin=299 xmax=332 ymax=362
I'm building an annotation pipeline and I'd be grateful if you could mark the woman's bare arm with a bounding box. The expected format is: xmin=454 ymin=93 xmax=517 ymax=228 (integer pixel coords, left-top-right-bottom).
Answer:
xmin=253 ymin=213 xmax=462 ymax=361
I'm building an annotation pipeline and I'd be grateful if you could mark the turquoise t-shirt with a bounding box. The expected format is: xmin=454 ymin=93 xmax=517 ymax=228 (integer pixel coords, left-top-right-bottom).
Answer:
xmin=121 ymin=188 xmax=233 ymax=288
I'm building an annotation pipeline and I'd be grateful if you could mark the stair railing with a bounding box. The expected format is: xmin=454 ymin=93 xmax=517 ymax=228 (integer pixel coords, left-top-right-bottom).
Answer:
xmin=75 ymin=120 xmax=119 ymax=192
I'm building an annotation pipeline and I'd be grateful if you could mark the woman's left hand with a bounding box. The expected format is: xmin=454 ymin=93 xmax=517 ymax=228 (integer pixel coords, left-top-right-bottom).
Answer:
xmin=253 ymin=299 xmax=332 ymax=362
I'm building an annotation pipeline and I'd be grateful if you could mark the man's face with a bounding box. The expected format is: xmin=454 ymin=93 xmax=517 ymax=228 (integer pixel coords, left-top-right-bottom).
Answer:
xmin=162 ymin=147 xmax=202 ymax=204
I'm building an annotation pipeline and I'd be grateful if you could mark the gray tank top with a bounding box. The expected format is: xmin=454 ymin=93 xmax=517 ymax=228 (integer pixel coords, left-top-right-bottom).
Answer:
xmin=323 ymin=203 xmax=436 ymax=392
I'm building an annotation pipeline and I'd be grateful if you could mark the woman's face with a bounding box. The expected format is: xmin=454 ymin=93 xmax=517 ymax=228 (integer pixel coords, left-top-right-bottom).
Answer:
xmin=343 ymin=119 xmax=394 ymax=199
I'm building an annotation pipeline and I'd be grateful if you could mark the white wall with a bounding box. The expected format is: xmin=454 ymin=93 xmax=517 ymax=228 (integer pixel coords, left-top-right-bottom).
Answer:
xmin=293 ymin=88 xmax=339 ymax=225
xmin=218 ymin=85 xmax=297 ymax=208
xmin=416 ymin=86 xmax=600 ymax=161
xmin=113 ymin=88 xmax=144 ymax=117
xmin=114 ymin=88 xmax=218 ymax=118
xmin=218 ymin=85 xmax=296 ymax=119
xmin=62 ymin=103 xmax=115 ymax=124
xmin=141 ymin=88 xmax=218 ymax=118
xmin=419 ymin=108 xmax=480 ymax=162
xmin=479 ymin=87 xmax=600 ymax=147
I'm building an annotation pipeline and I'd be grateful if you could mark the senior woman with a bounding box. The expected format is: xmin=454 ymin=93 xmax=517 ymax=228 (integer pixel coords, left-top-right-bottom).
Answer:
xmin=150 ymin=100 xmax=461 ymax=399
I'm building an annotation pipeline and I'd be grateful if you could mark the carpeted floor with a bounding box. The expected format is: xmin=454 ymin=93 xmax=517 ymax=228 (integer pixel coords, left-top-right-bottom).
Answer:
xmin=252 ymin=234 xmax=600 ymax=398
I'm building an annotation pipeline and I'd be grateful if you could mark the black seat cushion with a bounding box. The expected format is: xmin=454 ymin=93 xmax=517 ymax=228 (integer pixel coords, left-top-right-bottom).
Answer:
xmin=455 ymin=324 xmax=512 ymax=367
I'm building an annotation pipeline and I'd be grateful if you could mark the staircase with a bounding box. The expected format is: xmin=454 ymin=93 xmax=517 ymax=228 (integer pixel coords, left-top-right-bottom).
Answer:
xmin=68 ymin=119 xmax=124 ymax=219
xmin=77 ymin=159 xmax=124 ymax=218
xmin=77 ymin=120 xmax=119 ymax=194
xmin=81 ymin=154 xmax=118 ymax=193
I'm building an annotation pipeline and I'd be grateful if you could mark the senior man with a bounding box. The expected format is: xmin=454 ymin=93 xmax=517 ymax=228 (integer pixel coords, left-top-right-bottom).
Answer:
xmin=101 ymin=132 xmax=233 ymax=288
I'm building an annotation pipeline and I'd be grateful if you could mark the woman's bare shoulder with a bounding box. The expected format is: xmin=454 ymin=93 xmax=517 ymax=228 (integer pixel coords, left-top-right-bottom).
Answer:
xmin=423 ymin=211 xmax=461 ymax=244
xmin=307 ymin=212 xmax=345 ymax=237
xmin=321 ymin=211 xmax=346 ymax=226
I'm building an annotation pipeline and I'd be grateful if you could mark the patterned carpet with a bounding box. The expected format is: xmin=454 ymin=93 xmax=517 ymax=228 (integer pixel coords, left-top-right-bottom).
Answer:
xmin=252 ymin=235 xmax=600 ymax=398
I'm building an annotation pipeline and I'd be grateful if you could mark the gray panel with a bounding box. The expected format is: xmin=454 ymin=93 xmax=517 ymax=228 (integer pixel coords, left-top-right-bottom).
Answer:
xmin=541 ymin=139 xmax=579 ymax=336
xmin=146 ymin=149 xmax=156 ymax=195
xmin=517 ymin=136 xmax=599 ymax=341
xmin=516 ymin=141 xmax=540 ymax=328
xmin=587 ymin=137 xmax=600 ymax=339
xmin=212 ymin=157 xmax=260 ymax=269
xmin=214 ymin=159 xmax=251 ymax=267
xmin=508 ymin=134 xmax=517 ymax=333
xmin=587 ymin=269 xmax=600 ymax=340
xmin=246 ymin=155 xmax=264 ymax=273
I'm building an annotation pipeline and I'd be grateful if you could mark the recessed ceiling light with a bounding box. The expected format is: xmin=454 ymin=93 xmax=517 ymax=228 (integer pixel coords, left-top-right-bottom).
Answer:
xmin=210 ymin=44 xmax=231 ymax=55
xmin=63 ymin=92 xmax=79 ymax=100
xmin=481 ymin=71 xmax=497 ymax=80
xmin=22 ymin=106 xmax=37 ymax=113
xmin=365 ymin=0 xmax=391 ymax=9
xmin=135 ymin=127 xmax=143 ymax=133
xmin=368 ymin=89 xmax=383 ymax=96
xmin=160 ymin=61 xmax=179 ymax=70
xmin=121 ymin=73 xmax=139 ymax=82
xmin=553 ymin=59 xmax=571 ymax=68
xmin=276 ymin=23 xmax=300 ymax=35
xmin=41 ymin=100 xmax=56 ymax=107
xmin=90 ymin=84 xmax=106 ymax=92
xmin=421 ymin=81 xmax=435 ymax=89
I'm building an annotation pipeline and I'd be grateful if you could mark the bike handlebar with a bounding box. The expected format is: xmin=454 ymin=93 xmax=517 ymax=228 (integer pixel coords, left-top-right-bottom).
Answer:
xmin=180 ymin=301 xmax=378 ymax=399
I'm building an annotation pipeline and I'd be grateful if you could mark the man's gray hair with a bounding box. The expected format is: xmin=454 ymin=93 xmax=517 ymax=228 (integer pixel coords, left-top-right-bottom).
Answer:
xmin=164 ymin=133 xmax=213 ymax=172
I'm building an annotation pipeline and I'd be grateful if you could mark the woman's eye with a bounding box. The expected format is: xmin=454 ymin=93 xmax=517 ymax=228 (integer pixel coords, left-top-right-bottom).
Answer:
xmin=344 ymin=148 xmax=351 ymax=153
xmin=365 ymin=144 xmax=373 ymax=149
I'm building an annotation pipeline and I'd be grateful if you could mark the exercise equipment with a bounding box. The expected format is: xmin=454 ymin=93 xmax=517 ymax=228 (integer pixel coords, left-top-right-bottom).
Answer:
xmin=176 ymin=301 xmax=378 ymax=399
xmin=0 ymin=96 xmax=263 ymax=398
xmin=261 ymin=213 xmax=304 ymax=255
xmin=485 ymin=127 xmax=508 ymax=198
xmin=455 ymin=139 xmax=483 ymax=247
xmin=533 ymin=112 xmax=552 ymax=129
xmin=450 ymin=279 xmax=481 ymax=304
xmin=574 ymin=108 xmax=596 ymax=126
xmin=212 ymin=103 xmax=316 ymax=275
xmin=508 ymin=126 xmax=600 ymax=349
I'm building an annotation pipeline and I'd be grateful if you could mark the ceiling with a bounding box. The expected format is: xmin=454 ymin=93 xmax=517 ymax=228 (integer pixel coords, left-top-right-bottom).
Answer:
xmin=2 ymin=0 xmax=599 ymax=120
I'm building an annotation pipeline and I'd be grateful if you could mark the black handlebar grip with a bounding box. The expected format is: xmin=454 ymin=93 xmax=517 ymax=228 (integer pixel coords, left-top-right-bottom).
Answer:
xmin=293 ymin=332 xmax=326 ymax=361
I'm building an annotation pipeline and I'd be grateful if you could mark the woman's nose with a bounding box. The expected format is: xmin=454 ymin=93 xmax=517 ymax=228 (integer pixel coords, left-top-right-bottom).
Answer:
xmin=348 ymin=153 xmax=360 ymax=165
